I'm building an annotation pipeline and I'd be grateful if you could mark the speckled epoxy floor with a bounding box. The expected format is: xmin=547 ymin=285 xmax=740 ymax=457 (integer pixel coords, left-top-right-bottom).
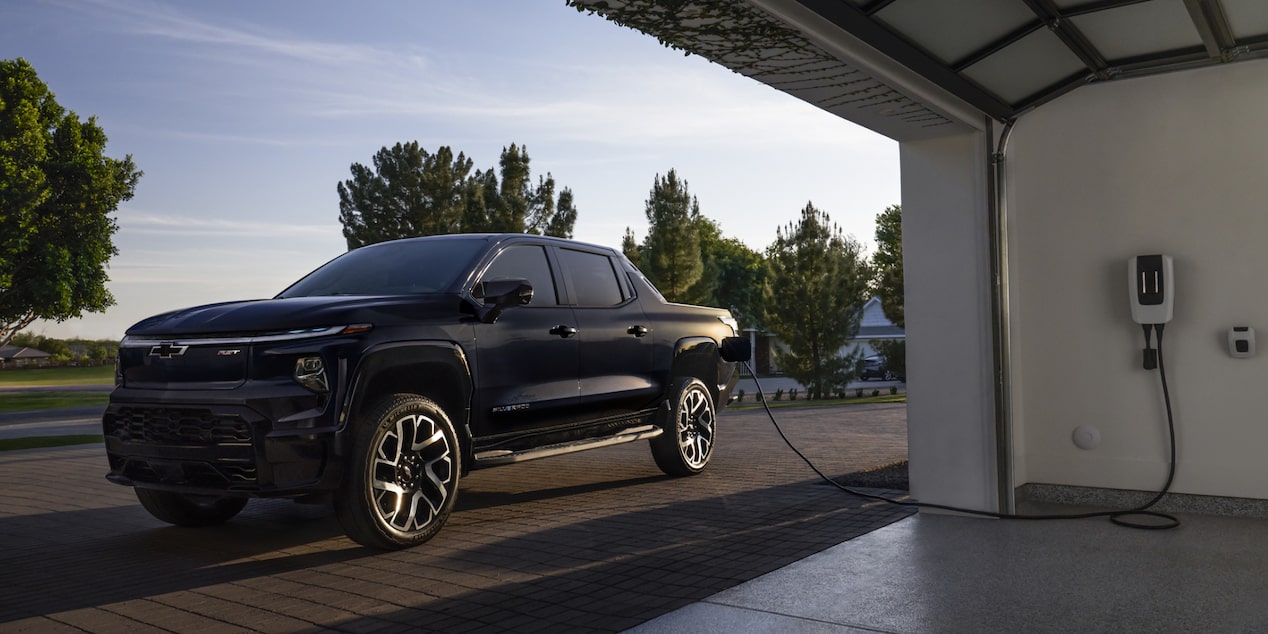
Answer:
xmin=630 ymin=510 xmax=1268 ymax=633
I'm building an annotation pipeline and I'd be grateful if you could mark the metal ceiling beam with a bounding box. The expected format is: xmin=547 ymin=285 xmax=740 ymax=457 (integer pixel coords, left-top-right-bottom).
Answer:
xmin=795 ymin=0 xmax=1014 ymax=120
xmin=1059 ymin=0 xmax=1155 ymax=18
xmin=1021 ymin=0 xmax=1109 ymax=79
xmin=859 ymin=0 xmax=898 ymax=16
xmin=954 ymin=20 xmax=1044 ymax=72
xmin=1183 ymin=0 xmax=1236 ymax=60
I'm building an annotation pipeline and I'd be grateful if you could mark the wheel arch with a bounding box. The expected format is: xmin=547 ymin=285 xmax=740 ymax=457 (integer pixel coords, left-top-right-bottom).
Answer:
xmin=342 ymin=341 xmax=473 ymax=465
xmin=670 ymin=336 xmax=722 ymax=403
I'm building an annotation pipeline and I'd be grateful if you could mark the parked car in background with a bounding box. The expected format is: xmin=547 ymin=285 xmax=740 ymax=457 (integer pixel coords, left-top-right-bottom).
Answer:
xmin=860 ymin=355 xmax=895 ymax=381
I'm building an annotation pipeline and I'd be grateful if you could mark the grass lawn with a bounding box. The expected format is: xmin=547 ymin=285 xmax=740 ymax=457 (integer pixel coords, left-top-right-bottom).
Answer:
xmin=0 ymin=435 xmax=103 ymax=452
xmin=0 ymin=391 xmax=111 ymax=413
xmin=0 ymin=365 xmax=114 ymax=387
xmin=728 ymin=393 xmax=906 ymax=410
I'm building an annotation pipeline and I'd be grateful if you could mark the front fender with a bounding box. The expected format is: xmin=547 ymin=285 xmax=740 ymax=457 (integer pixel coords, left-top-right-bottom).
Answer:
xmin=339 ymin=341 xmax=474 ymax=464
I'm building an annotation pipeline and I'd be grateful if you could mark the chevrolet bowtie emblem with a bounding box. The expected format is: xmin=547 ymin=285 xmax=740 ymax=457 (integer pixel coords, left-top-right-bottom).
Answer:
xmin=148 ymin=343 xmax=189 ymax=359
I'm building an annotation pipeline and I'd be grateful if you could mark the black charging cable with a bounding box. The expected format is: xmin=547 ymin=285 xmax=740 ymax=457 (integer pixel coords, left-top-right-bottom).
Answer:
xmin=745 ymin=324 xmax=1180 ymax=530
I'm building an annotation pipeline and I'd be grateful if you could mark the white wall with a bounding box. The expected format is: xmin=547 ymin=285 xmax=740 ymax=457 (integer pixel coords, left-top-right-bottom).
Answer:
xmin=1009 ymin=59 xmax=1268 ymax=499
xmin=901 ymin=131 xmax=1000 ymax=512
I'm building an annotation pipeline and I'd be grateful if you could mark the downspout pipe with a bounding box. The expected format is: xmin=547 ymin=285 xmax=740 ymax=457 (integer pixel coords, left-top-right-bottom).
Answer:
xmin=988 ymin=117 xmax=1017 ymax=513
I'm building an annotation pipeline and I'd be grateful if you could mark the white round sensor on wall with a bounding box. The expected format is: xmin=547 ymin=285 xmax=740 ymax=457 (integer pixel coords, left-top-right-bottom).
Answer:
xmin=1072 ymin=425 xmax=1101 ymax=450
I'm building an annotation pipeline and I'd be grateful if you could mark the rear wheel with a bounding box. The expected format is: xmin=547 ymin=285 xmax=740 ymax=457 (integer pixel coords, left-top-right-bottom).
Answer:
xmin=134 ymin=488 xmax=247 ymax=527
xmin=650 ymin=378 xmax=716 ymax=476
xmin=335 ymin=394 xmax=460 ymax=550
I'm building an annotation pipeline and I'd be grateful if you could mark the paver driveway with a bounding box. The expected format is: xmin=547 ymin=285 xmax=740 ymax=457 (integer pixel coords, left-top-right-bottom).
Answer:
xmin=0 ymin=404 xmax=911 ymax=633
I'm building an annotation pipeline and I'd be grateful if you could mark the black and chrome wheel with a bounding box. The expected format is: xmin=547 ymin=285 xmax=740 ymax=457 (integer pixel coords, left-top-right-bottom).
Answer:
xmin=134 ymin=488 xmax=248 ymax=527
xmin=650 ymin=377 xmax=716 ymax=476
xmin=335 ymin=394 xmax=460 ymax=549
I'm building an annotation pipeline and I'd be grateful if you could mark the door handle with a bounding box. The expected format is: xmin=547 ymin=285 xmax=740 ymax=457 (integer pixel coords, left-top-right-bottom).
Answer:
xmin=549 ymin=325 xmax=578 ymax=338
xmin=627 ymin=325 xmax=649 ymax=337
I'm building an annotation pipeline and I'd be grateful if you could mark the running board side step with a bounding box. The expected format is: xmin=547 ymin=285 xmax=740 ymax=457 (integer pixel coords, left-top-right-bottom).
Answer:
xmin=472 ymin=425 xmax=663 ymax=468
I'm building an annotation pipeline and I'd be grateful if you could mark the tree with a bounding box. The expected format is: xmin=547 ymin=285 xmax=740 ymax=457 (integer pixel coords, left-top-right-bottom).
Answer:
xmin=338 ymin=142 xmax=474 ymax=249
xmin=337 ymin=142 xmax=576 ymax=249
xmin=765 ymin=203 xmax=870 ymax=398
xmin=872 ymin=204 xmax=903 ymax=327
xmin=637 ymin=169 xmax=702 ymax=301
xmin=686 ymin=217 xmax=767 ymax=330
xmin=546 ymin=187 xmax=577 ymax=239
xmin=0 ymin=58 xmax=141 ymax=348
xmin=621 ymin=227 xmax=640 ymax=262
xmin=871 ymin=204 xmax=905 ymax=381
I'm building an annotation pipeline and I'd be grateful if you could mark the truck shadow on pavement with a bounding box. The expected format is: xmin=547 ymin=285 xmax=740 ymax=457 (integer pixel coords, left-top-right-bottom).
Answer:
xmin=1 ymin=405 xmax=912 ymax=631
xmin=0 ymin=465 xmax=910 ymax=631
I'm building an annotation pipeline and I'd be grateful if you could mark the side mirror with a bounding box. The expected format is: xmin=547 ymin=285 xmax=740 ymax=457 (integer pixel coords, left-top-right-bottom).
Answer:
xmin=720 ymin=336 xmax=751 ymax=363
xmin=475 ymin=279 xmax=533 ymax=324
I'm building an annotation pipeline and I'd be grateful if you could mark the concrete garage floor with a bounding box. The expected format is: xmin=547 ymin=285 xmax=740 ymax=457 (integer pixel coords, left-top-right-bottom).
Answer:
xmin=0 ymin=404 xmax=912 ymax=632
xmin=633 ymin=509 xmax=1268 ymax=633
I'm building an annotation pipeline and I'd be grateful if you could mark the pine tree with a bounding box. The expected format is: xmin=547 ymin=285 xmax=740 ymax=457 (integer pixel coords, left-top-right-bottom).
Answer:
xmin=338 ymin=142 xmax=577 ymax=248
xmin=765 ymin=203 xmax=870 ymax=398
xmin=872 ymin=204 xmax=903 ymax=327
xmin=337 ymin=142 xmax=473 ymax=248
xmin=639 ymin=169 xmax=702 ymax=301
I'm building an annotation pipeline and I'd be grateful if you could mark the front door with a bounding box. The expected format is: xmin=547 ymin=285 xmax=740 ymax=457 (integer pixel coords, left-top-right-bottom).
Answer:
xmin=472 ymin=244 xmax=579 ymax=430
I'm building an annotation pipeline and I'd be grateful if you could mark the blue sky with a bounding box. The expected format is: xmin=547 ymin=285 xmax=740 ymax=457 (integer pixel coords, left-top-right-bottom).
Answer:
xmin=3 ymin=0 xmax=898 ymax=340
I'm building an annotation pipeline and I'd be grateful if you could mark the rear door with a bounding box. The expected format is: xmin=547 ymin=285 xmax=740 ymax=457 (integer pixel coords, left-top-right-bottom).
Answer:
xmin=554 ymin=247 xmax=658 ymax=418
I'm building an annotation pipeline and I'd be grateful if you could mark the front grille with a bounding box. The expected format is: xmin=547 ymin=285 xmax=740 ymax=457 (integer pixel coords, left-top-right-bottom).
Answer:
xmin=105 ymin=407 xmax=252 ymax=446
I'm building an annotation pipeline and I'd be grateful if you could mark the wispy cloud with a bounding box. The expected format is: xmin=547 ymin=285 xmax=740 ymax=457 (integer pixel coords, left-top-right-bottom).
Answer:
xmin=72 ymin=0 xmax=397 ymax=68
xmin=68 ymin=0 xmax=883 ymax=152
xmin=126 ymin=128 xmax=349 ymax=148
xmin=117 ymin=208 xmax=342 ymax=238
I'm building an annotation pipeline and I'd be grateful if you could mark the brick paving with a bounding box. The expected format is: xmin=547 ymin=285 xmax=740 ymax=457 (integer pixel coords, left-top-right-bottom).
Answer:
xmin=0 ymin=403 xmax=911 ymax=633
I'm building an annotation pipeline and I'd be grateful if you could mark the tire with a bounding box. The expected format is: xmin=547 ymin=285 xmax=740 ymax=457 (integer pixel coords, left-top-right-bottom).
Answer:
xmin=134 ymin=488 xmax=248 ymax=527
xmin=334 ymin=394 xmax=460 ymax=550
xmin=650 ymin=378 xmax=717 ymax=477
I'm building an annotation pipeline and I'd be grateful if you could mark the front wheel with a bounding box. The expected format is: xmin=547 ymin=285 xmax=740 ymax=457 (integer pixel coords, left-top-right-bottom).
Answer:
xmin=650 ymin=378 xmax=717 ymax=476
xmin=335 ymin=394 xmax=460 ymax=550
xmin=134 ymin=488 xmax=247 ymax=527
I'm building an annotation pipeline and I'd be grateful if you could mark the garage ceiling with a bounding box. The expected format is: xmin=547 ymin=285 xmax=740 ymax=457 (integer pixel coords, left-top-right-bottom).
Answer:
xmin=570 ymin=0 xmax=1268 ymax=140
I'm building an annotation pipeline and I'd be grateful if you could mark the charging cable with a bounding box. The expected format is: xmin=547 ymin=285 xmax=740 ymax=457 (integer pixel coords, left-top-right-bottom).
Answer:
xmin=745 ymin=328 xmax=1179 ymax=530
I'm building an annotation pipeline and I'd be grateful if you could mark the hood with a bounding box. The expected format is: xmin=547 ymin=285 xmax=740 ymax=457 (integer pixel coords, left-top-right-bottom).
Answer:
xmin=125 ymin=294 xmax=466 ymax=338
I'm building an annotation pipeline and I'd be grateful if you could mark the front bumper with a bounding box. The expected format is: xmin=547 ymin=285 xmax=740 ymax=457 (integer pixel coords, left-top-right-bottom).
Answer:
xmin=103 ymin=386 xmax=344 ymax=497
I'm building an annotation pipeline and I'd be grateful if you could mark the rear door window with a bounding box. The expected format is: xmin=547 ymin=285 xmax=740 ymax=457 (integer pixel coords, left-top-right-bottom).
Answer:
xmin=558 ymin=249 xmax=624 ymax=307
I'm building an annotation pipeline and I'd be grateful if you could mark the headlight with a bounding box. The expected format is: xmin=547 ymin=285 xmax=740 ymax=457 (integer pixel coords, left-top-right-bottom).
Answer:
xmin=294 ymin=356 xmax=329 ymax=393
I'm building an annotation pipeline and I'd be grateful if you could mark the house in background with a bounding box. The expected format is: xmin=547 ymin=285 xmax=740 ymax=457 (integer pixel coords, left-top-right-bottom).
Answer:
xmin=0 ymin=346 xmax=53 ymax=368
xmin=745 ymin=296 xmax=904 ymax=375
xmin=844 ymin=296 xmax=905 ymax=361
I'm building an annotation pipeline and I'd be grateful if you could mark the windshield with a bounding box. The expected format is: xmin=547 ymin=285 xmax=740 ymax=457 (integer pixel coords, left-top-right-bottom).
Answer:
xmin=277 ymin=237 xmax=487 ymax=298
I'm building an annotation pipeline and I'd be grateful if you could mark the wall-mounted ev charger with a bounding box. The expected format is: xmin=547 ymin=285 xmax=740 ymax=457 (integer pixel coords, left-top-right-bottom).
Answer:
xmin=1129 ymin=254 xmax=1173 ymax=371
xmin=1128 ymin=254 xmax=1174 ymax=325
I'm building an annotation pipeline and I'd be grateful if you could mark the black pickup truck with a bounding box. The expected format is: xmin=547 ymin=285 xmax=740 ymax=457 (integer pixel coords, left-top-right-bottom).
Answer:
xmin=104 ymin=233 xmax=749 ymax=549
